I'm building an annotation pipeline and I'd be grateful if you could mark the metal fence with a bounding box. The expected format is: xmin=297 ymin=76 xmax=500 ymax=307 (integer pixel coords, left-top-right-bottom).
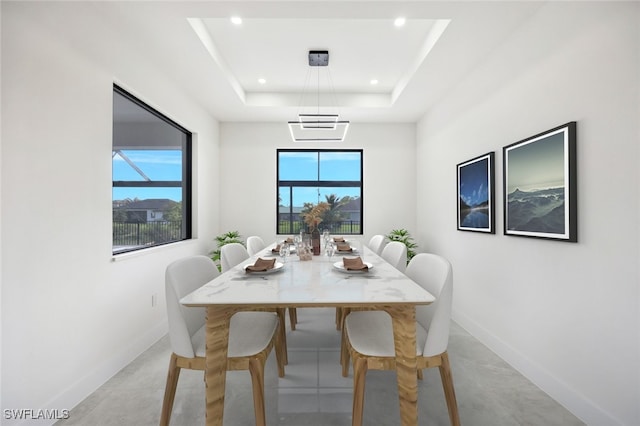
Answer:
xmin=113 ymin=220 xmax=360 ymax=253
xmin=113 ymin=221 xmax=183 ymax=247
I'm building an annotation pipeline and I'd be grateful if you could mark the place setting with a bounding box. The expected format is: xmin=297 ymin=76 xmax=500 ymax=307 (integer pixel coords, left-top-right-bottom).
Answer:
xmin=332 ymin=256 xmax=374 ymax=274
xmin=333 ymin=241 xmax=359 ymax=255
xmin=323 ymin=235 xmax=361 ymax=257
xmin=242 ymin=257 xmax=285 ymax=275
xmin=266 ymin=241 xmax=296 ymax=257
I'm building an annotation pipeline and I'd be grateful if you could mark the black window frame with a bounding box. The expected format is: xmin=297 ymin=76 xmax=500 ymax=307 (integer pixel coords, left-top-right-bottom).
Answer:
xmin=112 ymin=84 xmax=192 ymax=255
xmin=276 ymin=148 xmax=363 ymax=235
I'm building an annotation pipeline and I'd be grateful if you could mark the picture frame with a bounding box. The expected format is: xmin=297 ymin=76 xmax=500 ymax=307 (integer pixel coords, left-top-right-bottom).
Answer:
xmin=457 ymin=152 xmax=495 ymax=233
xmin=503 ymin=122 xmax=577 ymax=242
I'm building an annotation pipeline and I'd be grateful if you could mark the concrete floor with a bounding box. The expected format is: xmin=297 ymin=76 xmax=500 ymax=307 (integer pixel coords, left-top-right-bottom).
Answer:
xmin=57 ymin=308 xmax=585 ymax=426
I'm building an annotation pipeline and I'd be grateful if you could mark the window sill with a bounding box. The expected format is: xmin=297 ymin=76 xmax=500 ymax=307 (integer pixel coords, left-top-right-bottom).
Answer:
xmin=111 ymin=239 xmax=198 ymax=262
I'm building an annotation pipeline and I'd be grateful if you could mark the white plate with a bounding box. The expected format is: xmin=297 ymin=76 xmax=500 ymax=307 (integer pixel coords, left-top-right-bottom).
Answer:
xmin=333 ymin=260 xmax=373 ymax=274
xmin=266 ymin=246 xmax=296 ymax=256
xmin=243 ymin=261 xmax=284 ymax=275
xmin=334 ymin=248 xmax=359 ymax=255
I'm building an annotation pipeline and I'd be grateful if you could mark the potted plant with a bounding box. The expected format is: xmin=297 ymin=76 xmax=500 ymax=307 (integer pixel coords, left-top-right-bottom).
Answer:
xmin=386 ymin=229 xmax=418 ymax=263
xmin=210 ymin=231 xmax=244 ymax=272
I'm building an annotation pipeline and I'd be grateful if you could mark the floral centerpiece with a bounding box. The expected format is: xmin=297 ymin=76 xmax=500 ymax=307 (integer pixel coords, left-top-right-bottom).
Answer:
xmin=302 ymin=202 xmax=330 ymax=232
xmin=302 ymin=202 xmax=330 ymax=255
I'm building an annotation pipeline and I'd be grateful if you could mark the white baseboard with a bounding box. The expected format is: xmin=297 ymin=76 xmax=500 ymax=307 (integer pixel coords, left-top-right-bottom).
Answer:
xmin=9 ymin=320 xmax=168 ymax=426
xmin=452 ymin=309 xmax=622 ymax=426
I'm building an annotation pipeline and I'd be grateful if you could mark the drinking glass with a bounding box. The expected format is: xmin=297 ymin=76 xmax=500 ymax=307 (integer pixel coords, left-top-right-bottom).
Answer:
xmin=325 ymin=241 xmax=336 ymax=258
xmin=322 ymin=229 xmax=330 ymax=248
xmin=279 ymin=243 xmax=289 ymax=263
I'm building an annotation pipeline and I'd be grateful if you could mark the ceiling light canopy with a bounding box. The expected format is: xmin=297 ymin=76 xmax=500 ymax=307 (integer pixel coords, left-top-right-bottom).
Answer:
xmin=394 ymin=17 xmax=406 ymax=27
xmin=287 ymin=50 xmax=350 ymax=142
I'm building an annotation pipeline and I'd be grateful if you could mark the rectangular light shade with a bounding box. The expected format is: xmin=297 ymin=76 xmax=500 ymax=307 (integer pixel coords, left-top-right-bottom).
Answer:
xmin=288 ymin=114 xmax=350 ymax=142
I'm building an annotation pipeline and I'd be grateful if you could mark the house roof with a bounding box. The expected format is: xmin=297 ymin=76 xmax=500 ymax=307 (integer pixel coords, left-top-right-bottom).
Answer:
xmin=336 ymin=198 xmax=361 ymax=212
xmin=117 ymin=199 xmax=177 ymax=210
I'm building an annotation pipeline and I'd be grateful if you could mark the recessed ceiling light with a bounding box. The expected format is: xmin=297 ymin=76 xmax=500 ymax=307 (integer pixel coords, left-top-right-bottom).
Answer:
xmin=370 ymin=79 xmax=379 ymax=85
xmin=394 ymin=17 xmax=406 ymax=27
xmin=258 ymin=78 xmax=266 ymax=84
xmin=230 ymin=16 xmax=242 ymax=25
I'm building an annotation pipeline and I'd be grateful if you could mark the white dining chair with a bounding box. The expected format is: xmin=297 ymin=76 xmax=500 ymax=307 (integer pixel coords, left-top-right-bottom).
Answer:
xmin=335 ymin=236 xmax=394 ymax=331
xmin=220 ymin=242 xmax=290 ymax=364
xmin=161 ymin=255 xmax=285 ymax=426
xmin=220 ymin=242 xmax=250 ymax=272
xmin=380 ymin=241 xmax=407 ymax=272
xmin=367 ymin=234 xmax=387 ymax=255
xmin=341 ymin=253 xmax=460 ymax=426
xmin=246 ymin=236 xmax=267 ymax=256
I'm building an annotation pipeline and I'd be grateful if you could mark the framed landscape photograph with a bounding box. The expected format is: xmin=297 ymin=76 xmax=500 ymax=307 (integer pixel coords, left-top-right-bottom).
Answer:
xmin=503 ymin=122 xmax=577 ymax=242
xmin=457 ymin=152 xmax=495 ymax=233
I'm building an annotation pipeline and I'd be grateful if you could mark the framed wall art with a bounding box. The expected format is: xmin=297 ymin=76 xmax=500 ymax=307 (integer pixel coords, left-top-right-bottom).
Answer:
xmin=457 ymin=152 xmax=495 ymax=233
xmin=503 ymin=122 xmax=577 ymax=242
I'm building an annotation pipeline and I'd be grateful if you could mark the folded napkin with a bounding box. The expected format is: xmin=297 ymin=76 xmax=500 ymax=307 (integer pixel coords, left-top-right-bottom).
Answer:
xmin=271 ymin=244 xmax=281 ymax=253
xmin=343 ymin=256 xmax=369 ymax=271
xmin=333 ymin=236 xmax=345 ymax=243
xmin=246 ymin=257 xmax=276 ymax=273
xmin=337 ymin=242 xmax=353 ymax=252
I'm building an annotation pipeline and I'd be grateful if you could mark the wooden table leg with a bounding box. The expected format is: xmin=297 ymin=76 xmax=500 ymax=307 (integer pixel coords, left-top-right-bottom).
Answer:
xmin=205 ymin=306 xmax=235 ymax=426
xmin=385 ymin=305 xmax=418 ymax=426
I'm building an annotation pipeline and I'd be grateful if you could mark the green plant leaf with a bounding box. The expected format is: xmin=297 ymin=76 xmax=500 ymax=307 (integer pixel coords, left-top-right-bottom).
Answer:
xmin=210 ymin=231 xmax=244 ymax=271
xmin=385 ymin=228 xmax=418 ymax=263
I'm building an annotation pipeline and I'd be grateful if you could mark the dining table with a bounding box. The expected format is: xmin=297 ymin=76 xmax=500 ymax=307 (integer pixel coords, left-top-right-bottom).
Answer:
xmin=180 ymin=240 xmax=436 ymax=426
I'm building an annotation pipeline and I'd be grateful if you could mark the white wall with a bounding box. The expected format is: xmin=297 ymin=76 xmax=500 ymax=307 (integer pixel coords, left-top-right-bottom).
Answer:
xmin=416 ymin=2 xmax=639 ymax=425
xmin=219 ymin=122 xmax=416 ymax=246
xmin=0 ymin=1 xmax=4 ymax=414
xmin=1 ymin=3 xmax=219 ymax=424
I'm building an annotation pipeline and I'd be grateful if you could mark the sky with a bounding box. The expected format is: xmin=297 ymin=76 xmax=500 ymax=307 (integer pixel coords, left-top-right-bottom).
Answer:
xmin=113 ymin=150 xmax=362 ymax=204
xmin=505 ymin=130 xmax=566 ymax=193
xmin=278 ymin=151 xmax=362 ymax=205
xmin=112 ymin=150 xmax=182 ymax=201
xmin=279 ymin=186 xmax=361 ymax=207
xmin=459 ymin=156 xmax=489 ymax=207
xmin=278 ymin=151 xmax=361 ymax=182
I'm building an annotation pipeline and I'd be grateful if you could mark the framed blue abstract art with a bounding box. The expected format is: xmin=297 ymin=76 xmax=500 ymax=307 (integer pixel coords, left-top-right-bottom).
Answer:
xmin=457 ymin=152 xmax=495 ymax=234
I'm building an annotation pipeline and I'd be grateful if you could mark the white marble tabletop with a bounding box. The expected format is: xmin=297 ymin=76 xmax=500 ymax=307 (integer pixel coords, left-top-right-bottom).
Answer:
xmin=181 ymin=243 xmax=435 ymax=307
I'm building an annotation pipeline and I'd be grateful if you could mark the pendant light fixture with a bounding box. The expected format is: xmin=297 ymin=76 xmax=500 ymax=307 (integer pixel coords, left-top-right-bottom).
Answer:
xmin=287 ymin=50 xmax=350 ymax=142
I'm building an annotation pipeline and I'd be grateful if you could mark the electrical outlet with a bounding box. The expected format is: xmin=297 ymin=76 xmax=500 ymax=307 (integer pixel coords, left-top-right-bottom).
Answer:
xmin=151 ymin=293 xmax=157 ymax=307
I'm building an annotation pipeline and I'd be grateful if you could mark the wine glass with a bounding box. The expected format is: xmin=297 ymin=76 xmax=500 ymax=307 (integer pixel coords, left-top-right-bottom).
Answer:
xmin=279 ymin=243 xmax=289 ymax=263
xmin=325 ymin=241 xmax=336 ymax=258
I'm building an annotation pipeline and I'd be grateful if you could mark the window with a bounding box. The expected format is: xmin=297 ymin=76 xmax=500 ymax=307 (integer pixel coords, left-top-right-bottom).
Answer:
xmin=277 ymin=149 xmax=363 ymax=235
xmin=112 ymin=85 xmax=192 ymax=255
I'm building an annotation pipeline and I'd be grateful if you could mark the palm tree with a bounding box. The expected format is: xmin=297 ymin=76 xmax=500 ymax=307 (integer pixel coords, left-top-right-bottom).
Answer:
xmin=320 ymin=194 xmax=348 ymax=231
